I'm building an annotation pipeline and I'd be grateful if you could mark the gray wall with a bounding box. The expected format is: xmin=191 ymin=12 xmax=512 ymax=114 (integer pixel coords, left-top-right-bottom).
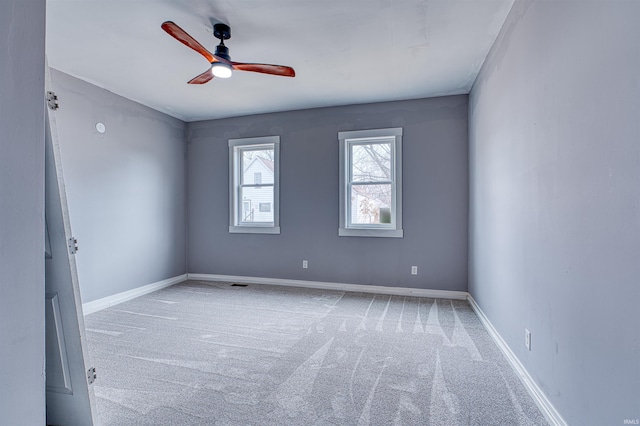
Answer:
xmin=0 ymin=0 xmax=46 ymax=424
xmin=188 ymin=96 xmax=468 ymax=290
xmin=50 ymin=70 xmax=187 ymax=303
xmin=469 ymin=0 xmax=640 ymax=424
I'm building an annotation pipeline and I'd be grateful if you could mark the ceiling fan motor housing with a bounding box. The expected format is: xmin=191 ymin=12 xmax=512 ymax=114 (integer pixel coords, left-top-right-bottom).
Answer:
xmin=215 ymin=45 xmax=231 ymax=61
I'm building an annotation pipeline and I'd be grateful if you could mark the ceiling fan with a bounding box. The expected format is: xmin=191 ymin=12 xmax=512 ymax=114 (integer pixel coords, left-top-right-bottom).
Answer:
xmin=161 ymin=21 xmax=296 ymax=84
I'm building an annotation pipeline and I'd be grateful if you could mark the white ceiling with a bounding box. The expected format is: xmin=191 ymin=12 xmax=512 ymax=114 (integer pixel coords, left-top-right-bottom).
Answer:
xmin=46 ymin=0 xmax=514 ymax=122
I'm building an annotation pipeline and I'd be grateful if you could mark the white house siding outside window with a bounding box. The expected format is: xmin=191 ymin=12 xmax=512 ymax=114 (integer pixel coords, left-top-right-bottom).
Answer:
xmin=338 ymin=128 xmax=403 ymax=238
xmin=229 ymin=136 xmax=280 ymax=234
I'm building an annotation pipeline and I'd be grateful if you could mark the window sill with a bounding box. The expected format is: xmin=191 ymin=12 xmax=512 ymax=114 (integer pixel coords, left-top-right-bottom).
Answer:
xmin=338 ymin=228 xmax=403 ymax=238
xmin=229 ymin=226 xmax=280 ymax=235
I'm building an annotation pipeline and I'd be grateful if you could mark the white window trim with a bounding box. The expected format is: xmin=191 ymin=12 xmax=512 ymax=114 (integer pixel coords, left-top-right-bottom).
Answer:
xmin=228 ymin=136 xmax=280 ymax=234
xmin=338 ymin=127 xmax=403 ymax=238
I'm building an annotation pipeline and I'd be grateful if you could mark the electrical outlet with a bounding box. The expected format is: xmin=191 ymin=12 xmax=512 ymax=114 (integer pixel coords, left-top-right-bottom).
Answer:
xmin=525 ymin=329 xmax=531 ymax=351
xmin=302 ymin=260 xmax=308 ymax=269
xmin=411 ymin=266 xmax=418 ymax=275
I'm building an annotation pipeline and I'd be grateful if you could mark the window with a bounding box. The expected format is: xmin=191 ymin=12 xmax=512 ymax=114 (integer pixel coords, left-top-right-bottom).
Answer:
xmin=259 ymin=203 xmax=271 ymax=212
xmin=229 ymin=136 xmax=280 ymax=234
xmin=338 ymin=128 xmax=403 ymax=238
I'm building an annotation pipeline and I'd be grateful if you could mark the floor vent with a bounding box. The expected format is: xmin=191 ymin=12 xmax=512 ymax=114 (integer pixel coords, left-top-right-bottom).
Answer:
xmin=231 ymin=283 xmax=248 ymax=287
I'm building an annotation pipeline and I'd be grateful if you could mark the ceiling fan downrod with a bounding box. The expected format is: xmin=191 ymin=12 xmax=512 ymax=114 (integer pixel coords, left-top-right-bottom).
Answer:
xmin=213 ymin=23 xmax=231 ymax=61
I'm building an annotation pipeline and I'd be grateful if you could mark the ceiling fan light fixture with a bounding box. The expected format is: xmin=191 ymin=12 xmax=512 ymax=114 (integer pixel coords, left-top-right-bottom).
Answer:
xmin=211 ymin=62 xmax=232 ymax=78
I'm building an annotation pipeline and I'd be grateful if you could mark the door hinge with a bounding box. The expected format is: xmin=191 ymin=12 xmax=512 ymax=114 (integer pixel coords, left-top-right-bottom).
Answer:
xmin=47 ymin=91 xmax=59 ymax=110
xmin=68 ymin=237 xmax=78 ymax=254
xmin=87 ymin=367 xmax=97 ymax=385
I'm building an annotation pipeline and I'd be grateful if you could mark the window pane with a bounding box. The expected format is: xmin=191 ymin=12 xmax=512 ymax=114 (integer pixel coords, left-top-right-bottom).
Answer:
xmin=259 ymin=203 xmax=271 ymax=212
xmin=242 ymin=148 xmax=274 ymax=185
xmin=351 ymin=142 xmax=392 ymax=182
xmin=240 ymin=186 xmax=274 ymax=223
xmin=350 ymin=184 xmax=392 ymax=225
xmin=229 ymin=136 xmax=280 ymax=233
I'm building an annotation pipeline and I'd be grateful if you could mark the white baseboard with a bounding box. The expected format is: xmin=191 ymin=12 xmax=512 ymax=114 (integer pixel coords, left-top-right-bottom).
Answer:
xmin=467 ymin=295 xmax=567 ymax=426
xmin=187 ymin=273 xmax=468 ymax=300
xmin=82 ymin=274 xmax=188 ymax=315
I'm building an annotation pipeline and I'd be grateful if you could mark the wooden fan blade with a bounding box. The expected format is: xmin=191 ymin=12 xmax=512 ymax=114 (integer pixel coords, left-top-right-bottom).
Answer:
xmin=187 ymin=68 xmax=214 ymax=84
xmin=232 ymin=63 xmax=296 ymax=77
xmin=161 ymin=21 xmax=215 ymax=63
